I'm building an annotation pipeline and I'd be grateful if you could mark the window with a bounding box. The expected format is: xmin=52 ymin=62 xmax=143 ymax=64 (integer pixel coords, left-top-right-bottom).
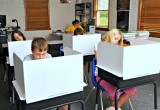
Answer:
xmin=138 ymin=0 xmax=160 ymax=37
xmin=24 ymin=0 xmax=50 ymax=30
xmin=94 ymin=0 xmax=109 ymax=30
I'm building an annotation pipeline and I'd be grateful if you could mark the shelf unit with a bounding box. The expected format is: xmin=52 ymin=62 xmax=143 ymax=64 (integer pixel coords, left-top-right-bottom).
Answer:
xmin=117 ymin=0 xmax=130 ymax=31
xmin=75 ymin=2 xmax=91 ymax=22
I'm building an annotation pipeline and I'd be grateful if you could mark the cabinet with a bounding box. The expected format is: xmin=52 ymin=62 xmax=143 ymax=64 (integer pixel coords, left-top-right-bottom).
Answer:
xmin=75 ymin=2 xmax=91 ymax=22
xmin=117 ymin=0 xmax=130 ymax=31
xmin=0 ymin=29 xmax=7 ymax=58
xmin=109 ymin=0 xmax=138 ymax=31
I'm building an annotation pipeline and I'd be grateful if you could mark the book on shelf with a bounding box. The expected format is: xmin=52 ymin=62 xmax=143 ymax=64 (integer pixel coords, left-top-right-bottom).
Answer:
xmin=128 ymin=31 xmax=150 ymax=37
xmin=123 ymin=31 xmax=150 ymax=40
xmin=122 ymin=32 xmax=136 ymax=39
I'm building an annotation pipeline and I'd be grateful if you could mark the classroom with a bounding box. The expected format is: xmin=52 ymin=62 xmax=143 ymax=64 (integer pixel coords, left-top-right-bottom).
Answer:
xmin=0 ymin=0 xmax=160 ymax=110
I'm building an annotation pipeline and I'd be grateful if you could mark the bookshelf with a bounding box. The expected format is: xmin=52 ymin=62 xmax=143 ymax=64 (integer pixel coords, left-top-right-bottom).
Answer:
xmin=117 ymin=0 xmax=130 ymax=31
xmin=75 ymin=2 xmax=91 ymax=22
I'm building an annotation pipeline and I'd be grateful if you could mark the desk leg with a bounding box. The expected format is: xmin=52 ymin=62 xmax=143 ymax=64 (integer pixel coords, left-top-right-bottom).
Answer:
xmin=95 ymin=88 xmax=100 ymax=110
xmin=153 ymin=82 xmax=157 ymax=109
xmin=16 ymin=99 xmax=25 ymax=110
xmin=88 ymin=62 xmax=90 ymax=73
xmin=80 ymin=100 xmax=85 ymax=110
xmin=95 ymin=79 xmax=102 ymax=110
xmin=16 ymin=99 xmax=21 ymax=110
xmin=115 ymin=89 xmax=121 ymax=110
xmin=12 ymin=84 xmax=15 ymax=104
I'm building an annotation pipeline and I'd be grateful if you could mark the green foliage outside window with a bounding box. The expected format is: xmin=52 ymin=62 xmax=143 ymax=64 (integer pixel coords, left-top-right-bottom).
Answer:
xmin=99 ymin=11 xmax=108 ymax=26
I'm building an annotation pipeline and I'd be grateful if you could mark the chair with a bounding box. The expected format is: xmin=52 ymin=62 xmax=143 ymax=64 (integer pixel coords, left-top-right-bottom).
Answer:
xmin=2 ymin=45 xmax=8 ymax=82
xmin=85 ymin=58 xmax=105 ymax=110
xmin=59 ymin=45 xmax=63 ymax=56
xmin=85 ymin=58 xmax=134 ymax=110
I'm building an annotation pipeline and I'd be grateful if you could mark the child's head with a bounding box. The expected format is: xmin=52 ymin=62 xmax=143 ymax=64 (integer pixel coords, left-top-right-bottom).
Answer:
xmin=102 ymin=28 xmax=123 ymax=45
xmin=74 ymin=28 xmax=84 ymax=35
xmin=11 ymin=30 xmax=26 ymax=41
xmin=31 ymin=37 xmax=48 ymax=60
xmin=72 ymin=20 xmax=80 ymax=27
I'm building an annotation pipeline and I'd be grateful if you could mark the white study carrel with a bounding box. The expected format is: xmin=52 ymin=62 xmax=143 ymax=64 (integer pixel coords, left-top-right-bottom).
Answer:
xmin=13 ymin=47 xmax=86 ymax=104
xmin=97 ymin=39 xmax=160 ymax=80
xmin=63 ymin=33 xmax=101 ymax=55
xmin=8 ymin=40 xmax=32 ymax=66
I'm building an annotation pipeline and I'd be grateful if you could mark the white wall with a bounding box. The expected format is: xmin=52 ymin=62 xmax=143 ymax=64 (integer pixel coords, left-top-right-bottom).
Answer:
xmin=109 ymin=0 xmax=117 ymax=30
xmin=50 ymin=0 xmax=75 ymax=32
xmin=129 ymin=0 xmax=138 ymax=31
xmin=0 ymin=0 xmax=76 ymax=40
xmin=0 ymin=0 xmax=138 ymax=39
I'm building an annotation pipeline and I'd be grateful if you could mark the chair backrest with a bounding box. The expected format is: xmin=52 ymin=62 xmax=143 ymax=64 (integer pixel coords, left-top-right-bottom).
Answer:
xmin=91 ymin=58 xmax=97 ymax=87
xmin=91 ymin=58 xmax=105 ymax=91
xmin=60 ymin=45 xmax=64 ymax=56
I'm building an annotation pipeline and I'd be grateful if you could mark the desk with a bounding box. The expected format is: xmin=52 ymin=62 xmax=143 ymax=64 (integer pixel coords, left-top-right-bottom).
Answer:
xmin=84 ymin=54 xmax=95 ymax=73
xmin=50 ymin=33 xmax=63 ymax=40
xmin=16 ymin=92 xmax=85 ymax=110
xmin=60 ymin=52 xmax=95 ymax=73
xmin=48 ymin=40 xmax=63 ymax=57
xmin=97 ymin=68 xmax=159 ymax=110
xmin=13 ymin=81 xmax=85 ymax=110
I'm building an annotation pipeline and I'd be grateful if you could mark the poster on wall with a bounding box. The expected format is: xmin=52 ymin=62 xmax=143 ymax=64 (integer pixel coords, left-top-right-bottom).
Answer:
xmin=60 ymin=0 xmax=71 ymax=3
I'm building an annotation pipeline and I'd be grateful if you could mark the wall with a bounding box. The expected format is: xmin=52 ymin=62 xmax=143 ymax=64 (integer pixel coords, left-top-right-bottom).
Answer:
xmin=0 ymin=0 xmax=76 ymax=40
xmin=109 ymin=0 xmax=117 ymax=30
xmin=0 ymin=0 xmax=138 ymax=39
xmin=129 ymin=0 xmax=138 ymax=31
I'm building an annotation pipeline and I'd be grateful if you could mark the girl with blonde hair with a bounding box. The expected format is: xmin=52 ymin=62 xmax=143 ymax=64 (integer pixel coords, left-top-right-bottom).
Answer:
xmin=95 ymin=28 xmax=136 ymax=110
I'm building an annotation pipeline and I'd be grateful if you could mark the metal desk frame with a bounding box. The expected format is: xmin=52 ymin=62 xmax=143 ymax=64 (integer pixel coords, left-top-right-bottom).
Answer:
xmin=15 ymin=90 xmax=85 ymax=110
xmin=97 ymin=68 xmax=158 ymax=110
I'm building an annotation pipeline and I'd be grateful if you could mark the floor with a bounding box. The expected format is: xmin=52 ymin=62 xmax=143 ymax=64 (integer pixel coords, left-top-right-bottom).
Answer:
xmin=0 ymin=60 xmax=160 ymax=110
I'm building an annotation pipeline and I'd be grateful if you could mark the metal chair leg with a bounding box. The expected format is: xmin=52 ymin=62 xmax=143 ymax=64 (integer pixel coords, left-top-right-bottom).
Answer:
xmin=95 ymin=88 xmax=100 ymax=110
xmin=128 ymin=99 xmax=134 ymax=110
xmin=100 ymin=90 xmax=104 ymax=110
xmin=3 ymin=71 xmax=7 ymax=82
xmin=115 ymin=89 xmax=121 ymax=110
xmin=85 ymin=86 xmax=96 ymax=103
xmin=12 ymin=83 xmax=15 ymax=104
xmin=3 ymin=63 xmax=8 ymax=82
xmin=153 ymin=82 xmax=157 ymax=109
xmin=84 ymin=75 xmax=88 ymax=84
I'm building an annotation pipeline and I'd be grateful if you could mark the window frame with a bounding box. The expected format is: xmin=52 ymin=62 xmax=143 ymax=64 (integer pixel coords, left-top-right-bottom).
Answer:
xmin=24 ymin=0 xmax=50 ymax=31
xmin=93 ymin=0 xmax=109 ymax=31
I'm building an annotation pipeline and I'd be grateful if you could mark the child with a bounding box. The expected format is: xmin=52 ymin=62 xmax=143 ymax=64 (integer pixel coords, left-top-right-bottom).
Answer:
xmin=24 ymin=37 xmax=68 ymax=110
xmin=11 ymin=30 xmax=26 ymax=41
xmin=4 ymin=30 xmax=26 ymax=58
xmin=74 ymin=27 xmax=84 ymax=35
xmin=73 ymin=28 xmax=89 ymax=83
xmin=94 ymin=29 xmax=137 ymax=110
xmin=4 ymin=30 xmax=26 ymax=101
xmin=65 ymin=20 xmax=84 ymax=33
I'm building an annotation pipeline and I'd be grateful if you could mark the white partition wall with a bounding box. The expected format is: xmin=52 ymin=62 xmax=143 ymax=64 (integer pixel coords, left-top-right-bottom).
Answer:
xmin=8 ymin=40 xmax=32 ymax=66
xmin=63 ymin=33 xmax=101 ymax=55
xmin=97 ymin=39 xmax=160 ymax=80
xmin=13 ymin=48 xmax=85 ymax=104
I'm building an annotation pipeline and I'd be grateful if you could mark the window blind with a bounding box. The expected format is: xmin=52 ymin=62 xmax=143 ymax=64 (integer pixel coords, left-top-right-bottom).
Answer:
xmin=24 ymin=0 xmax=50 ymax=30
xmin=138 ymin=0 xmax=160 ymax=37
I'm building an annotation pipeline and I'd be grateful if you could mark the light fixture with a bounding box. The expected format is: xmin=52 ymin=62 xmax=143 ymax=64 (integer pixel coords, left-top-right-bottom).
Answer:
xmin=12 ymin=19 xmax=20 ymax=29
